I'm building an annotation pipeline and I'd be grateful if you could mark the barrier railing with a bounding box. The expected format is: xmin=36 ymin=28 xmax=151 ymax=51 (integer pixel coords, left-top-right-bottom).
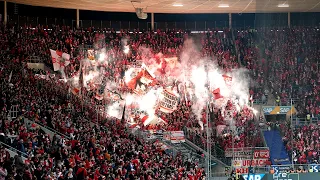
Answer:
xmin=0 ymin=141 xmax=28 ymax=159
xmin=292 ymin=117 xmax=319 ymax=125
xmin=27 ymin=56 xmax=43 ymax=63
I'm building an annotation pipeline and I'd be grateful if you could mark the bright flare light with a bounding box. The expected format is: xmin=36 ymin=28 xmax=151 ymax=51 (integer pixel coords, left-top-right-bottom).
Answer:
xmin=172 ymin=4 xmax=183 ymax=7
xmin=99 ymin=53 xmax=105 ymax=61
xmin=124 ymin=45 xmax=130 ymax=54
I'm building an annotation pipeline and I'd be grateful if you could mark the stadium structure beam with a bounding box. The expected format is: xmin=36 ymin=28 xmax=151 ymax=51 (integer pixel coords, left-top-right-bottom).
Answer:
xmin=229 ymin=13 xmax=232 ymax=29
xmin=151 ymin=13 xmax=155 ymax=31
xmin=4 ymin=1 xmax=7 ymax=25
xmin=76 ymin=9 xmax=80 ymax=28
xmin=288 ymin=12 xmax=291 ymax=28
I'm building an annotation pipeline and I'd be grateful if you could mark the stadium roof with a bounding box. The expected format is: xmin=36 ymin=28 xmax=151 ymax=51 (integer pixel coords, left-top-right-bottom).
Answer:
xmin=8 ymin=0 xmax=320 ymax=13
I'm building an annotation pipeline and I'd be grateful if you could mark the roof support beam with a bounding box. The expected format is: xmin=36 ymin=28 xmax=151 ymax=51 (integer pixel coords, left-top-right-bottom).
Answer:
xmin=288 ymin=12 xmax=291 ymax=28
xmin=4 ymin=1 xmax=7 ymax=26
xmin=151 ymin=13 xmax=155 ymax=31
xmin=229 ymin=13 xmax=232 ymax=29
xmin=76 ymin=9 xmax=80 ymax=28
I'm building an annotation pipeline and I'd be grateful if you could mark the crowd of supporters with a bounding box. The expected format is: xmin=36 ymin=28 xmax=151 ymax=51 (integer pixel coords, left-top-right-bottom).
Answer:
xmin=0 ymin=22 xmax=319 ymax=180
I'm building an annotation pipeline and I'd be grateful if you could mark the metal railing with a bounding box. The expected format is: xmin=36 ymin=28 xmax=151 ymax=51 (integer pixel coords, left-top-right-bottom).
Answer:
xmin=27 ymin=56 xmax=43 ymax=63
xmin=292 ymin=117 xmax=319 ymax=125
xmin=0 ymin=141 xmax=28 ymax=158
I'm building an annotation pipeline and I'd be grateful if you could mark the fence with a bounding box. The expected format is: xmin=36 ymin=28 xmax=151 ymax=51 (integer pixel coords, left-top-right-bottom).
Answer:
xmin=292 ymin=117 xmax=319 ymax=125
xmin=27 ymin=56 xmax=43 ymax=63
xmin=7 ymin=105 xmax=19 ymax=119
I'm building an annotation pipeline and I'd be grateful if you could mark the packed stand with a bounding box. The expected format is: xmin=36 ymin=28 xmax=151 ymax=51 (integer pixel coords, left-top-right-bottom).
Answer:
xmin=0 ymin=25 xmax=208 ymax=179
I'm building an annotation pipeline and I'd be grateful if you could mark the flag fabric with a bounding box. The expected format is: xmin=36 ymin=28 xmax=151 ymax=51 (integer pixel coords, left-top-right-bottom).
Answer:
xmin=164 ymin=57 xmax=178 ymax=69
xmin=8 ymin=71 xmax=12 ymax=83
xmin=88 ymin=49 xmax=95 ymax=60
xmin=50 ymin=49 xmax=70 ymax=71
xmin=222 ymin=74 xmax=232 ymax=86
xmin=126 ymin=68 xmax=157 ymax=95
xmin=71 ymin=88 xmax=80 ymax=95
xmin=212 ymin=88 xmax=223 ymax=100
xmin=140 ymin=115 xmax=167 ymax=126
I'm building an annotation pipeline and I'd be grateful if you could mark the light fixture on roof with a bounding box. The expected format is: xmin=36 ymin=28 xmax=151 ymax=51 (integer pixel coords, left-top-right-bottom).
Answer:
xmin=172 ymin=4 xmax=183 ymax=7
xmin=218 ymin=4 xmax=229 ymax=8
xmin=278 ymin=4 xmax=289 ymax=8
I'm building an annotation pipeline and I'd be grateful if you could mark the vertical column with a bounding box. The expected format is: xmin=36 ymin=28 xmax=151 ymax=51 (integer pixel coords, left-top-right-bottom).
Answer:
xmin=151 ymin=13 xmax=154 ymax=31
xmin=228 ymin=13 xmax=232 ymax=29
xmin=288 ymin=12 xmax=291 ymax=28
xmin=4 ymin=1 xmax=7 ymax=25
xmin=76 ymin=9 xmax=80 ymax=28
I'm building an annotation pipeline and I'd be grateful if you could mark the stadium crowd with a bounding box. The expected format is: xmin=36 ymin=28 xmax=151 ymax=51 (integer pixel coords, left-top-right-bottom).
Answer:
xmin=0 ymin=22 xmax=319 ymax=180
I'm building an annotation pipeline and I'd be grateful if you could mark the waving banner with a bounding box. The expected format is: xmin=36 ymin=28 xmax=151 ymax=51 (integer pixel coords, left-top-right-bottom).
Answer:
xmin=164 ymin=57 xmax=178 ymax=69
xmin=222 ymin=74 xmax=232 ymax=86
xmin=158 ymin=89 xmax=178 ymax=113
xmin=127 ymin=68 xmax=157 ymax=95
xmin=88 ymin=49 xmax=95 ymax=60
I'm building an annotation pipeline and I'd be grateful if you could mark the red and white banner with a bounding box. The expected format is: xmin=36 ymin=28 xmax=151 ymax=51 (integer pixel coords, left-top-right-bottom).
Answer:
xmin=158 ymin=89 xmax=179 ymax=113
xmin=163 ymin=131 xmax=185 ymax=143
xmin=140 ymin=115 xmax=167 ymax=126
xmin=225 ymin=147 xmax=269 ymax=158
xmin=50 ymin=49 xmax=70 ymax=71
xmin=222 ymin=74 xmax=232 ymax=86
xmin=254 ymin=149 xmax=270 ymax=159
xmin=232 ymin=159 xmax=268 ymax=167
xmin=236 ymin=167 xmax=249 ymax=174
xmin=164 ymin=57 xmax=178 ymax=69
xmin=88 ymin=49 xmax=95 ymax=60
xmin=212 ymin=88 xmax=223 ymax=100
xmin=126 ymin=68 xmax=157 ymax=95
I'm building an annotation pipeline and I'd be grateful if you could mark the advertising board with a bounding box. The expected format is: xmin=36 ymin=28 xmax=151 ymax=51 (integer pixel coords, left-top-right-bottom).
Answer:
xmin=225 ymin=147 xmax=269 ymax=159
xmin=262 ymin=106 xmax=295 ymax=115
xmin=232 ymin=159 xmax=268 ymax=167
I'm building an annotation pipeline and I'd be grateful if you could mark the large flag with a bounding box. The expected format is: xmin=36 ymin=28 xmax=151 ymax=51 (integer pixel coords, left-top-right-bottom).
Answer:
xmin=50 ymin=49 xmax=70 ymax=71
xmin=158 ymin=88 xmax=179 ymax=113
xmin=212 ymin=88 xmax=223 ymax=100
xmin=126 ymin=68 xmax=157 ymax=95
xmin=140 ymin=115 xmax=167 ymax=126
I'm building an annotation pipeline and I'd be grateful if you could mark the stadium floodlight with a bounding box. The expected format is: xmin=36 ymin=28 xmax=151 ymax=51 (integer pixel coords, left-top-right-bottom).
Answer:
xmin=218 ymin=4 xmax=229 ymax=8
xmin=278 ymin=4 xmax=289 ymax=8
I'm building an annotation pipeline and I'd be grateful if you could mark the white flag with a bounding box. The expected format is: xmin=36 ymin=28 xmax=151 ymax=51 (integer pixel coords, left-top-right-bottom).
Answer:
xmin=50 ymin=49 xmax=71 ymax=71
xmin=8 ymin=71 xmax=12 ymax=83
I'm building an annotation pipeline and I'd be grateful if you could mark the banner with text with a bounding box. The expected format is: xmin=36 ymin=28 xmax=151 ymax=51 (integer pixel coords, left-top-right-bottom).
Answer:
xmin=232 ymin=159 xmax=268 ymax=167
xmin=262 ymin=106 xmax=296 ymax=115
xmin=158 ymin=89 xmax=179 ymax=113
xmin=225 ymin=147 xmax=269 ymax=158
xmin=163 ymin=131 xmax=185 ymax=143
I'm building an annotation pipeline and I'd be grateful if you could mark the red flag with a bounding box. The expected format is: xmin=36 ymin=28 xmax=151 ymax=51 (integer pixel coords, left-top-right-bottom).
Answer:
xmin=72 ymin=88 xmax=80 ymax=95
xmin=126 ymin=69 xmax=156 ymax=95
xmin=212 ymin=88 xmax=223 ymax=100
xmin=141 ymin=115 xmax=149 ymax=124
